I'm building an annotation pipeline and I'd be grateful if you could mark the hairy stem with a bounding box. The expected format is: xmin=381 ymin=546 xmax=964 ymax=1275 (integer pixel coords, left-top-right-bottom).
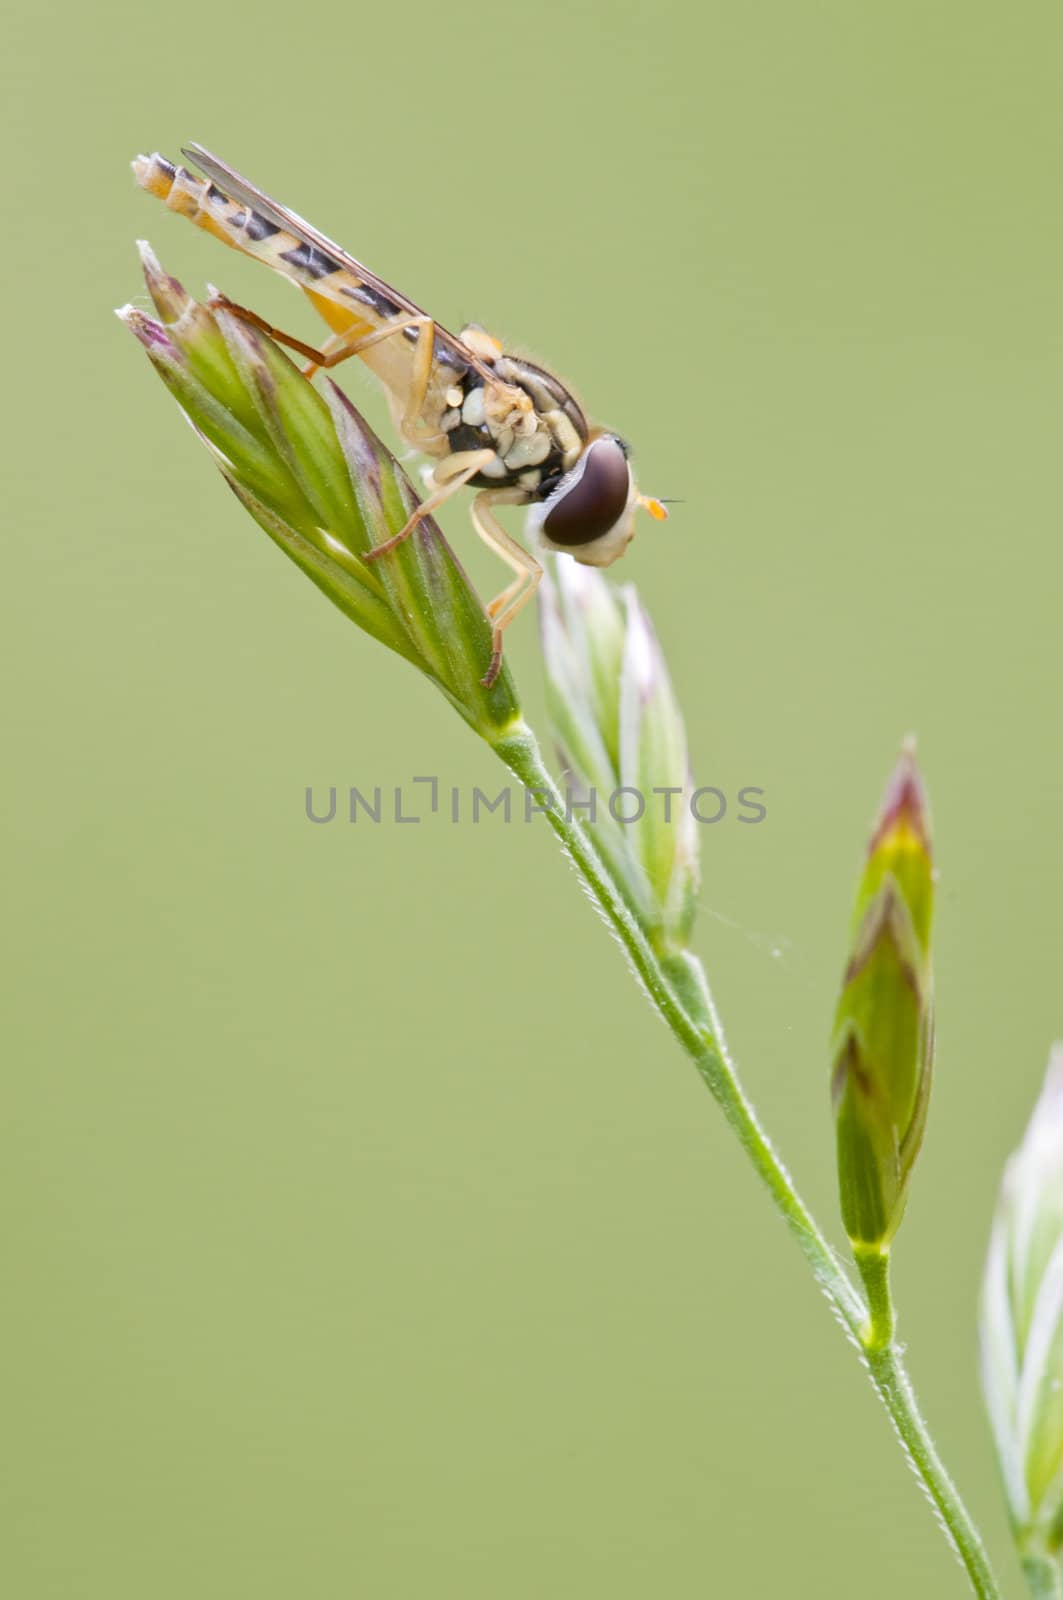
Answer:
xmin=858 ymin=1256 xmax=998 ymax=1596
xmin=496 ymin=720 xmax=1000 ymax=1600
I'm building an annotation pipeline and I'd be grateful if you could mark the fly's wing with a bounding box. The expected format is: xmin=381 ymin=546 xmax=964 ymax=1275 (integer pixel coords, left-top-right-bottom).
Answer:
xmin=182 ymin=145 xmax=495 ymax=379
xmin=134 ymin=144 xmax=501 ymax=432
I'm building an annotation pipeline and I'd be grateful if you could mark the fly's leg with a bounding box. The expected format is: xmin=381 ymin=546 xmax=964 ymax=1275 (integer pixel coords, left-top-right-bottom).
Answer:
xmin=209 ymin=292 xmax=430 ymax=374
xmin=476 ymin=492 xmax=537 ymax=617
xmin=362 ymin=449 xmax=498 ymax=562
xmin=306 ymin=313 xmax=434 ymax=416
xmin=207 ymin=293 xmax=333 ymax=365
xmin=208 ymin=295 xmax=444 ymax=438
xmin=469 ymin=489 xmax=540 ymax=687
xmin=313 ymin=312 xmax=447 ymax=452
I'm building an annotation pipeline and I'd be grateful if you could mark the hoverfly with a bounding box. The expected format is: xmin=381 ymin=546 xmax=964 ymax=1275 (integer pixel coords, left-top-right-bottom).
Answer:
xmin=134 ymin=145 xmax=668 ymax=685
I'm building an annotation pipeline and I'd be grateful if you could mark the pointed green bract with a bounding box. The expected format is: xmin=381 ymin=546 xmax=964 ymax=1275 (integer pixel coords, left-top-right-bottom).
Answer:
xmin=540 ymin=561 xmax=623 ymax=803
xmin=830 ymin=744 xmax=934 ymax=1254
xmin=982 ymin=1049 xmax=1063 ymax=1573
xmin=539 ymin=559 xmax=698 ymax=953
xmin=619 ymin=592 xmax=698 ymax=949
xmin=118 ymin=245 xmax=520 ymax=744
xmin=553 ymin=555 xmax=627 ymax=773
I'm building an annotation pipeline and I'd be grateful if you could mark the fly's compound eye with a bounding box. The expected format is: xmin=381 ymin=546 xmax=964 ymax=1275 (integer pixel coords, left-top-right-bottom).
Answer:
xmin=540 ymin=437 xmax=633 ymax=548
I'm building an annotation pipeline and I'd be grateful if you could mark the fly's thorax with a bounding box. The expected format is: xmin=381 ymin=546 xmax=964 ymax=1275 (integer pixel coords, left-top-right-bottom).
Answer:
xmin=526 ymin=435 xmax=638 ymax=568
xmin=438 ymin=354 xmax=590 ymax=493
xmin=493 ymin=355 xmax=588 ymax=451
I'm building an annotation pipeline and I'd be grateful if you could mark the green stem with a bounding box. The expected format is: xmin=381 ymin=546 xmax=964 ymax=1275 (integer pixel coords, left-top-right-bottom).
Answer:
xmin=1022 ymin=1554 xmax=1063 ymax=1599
xmin=857 ymin=1248 xmax=896 ymax=1349
xmin=496 ymin=721 xmax=1001 ymax=1600
xmin=857 ymin=1254 xmax=999 ymax=1596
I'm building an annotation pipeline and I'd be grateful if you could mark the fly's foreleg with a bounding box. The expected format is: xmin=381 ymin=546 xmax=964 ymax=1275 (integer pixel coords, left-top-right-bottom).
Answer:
xmin=469 ymin=489 xmax=540 ymax=687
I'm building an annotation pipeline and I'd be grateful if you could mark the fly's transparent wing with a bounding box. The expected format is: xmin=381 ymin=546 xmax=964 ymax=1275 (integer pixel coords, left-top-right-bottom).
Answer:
xmin=181 ymin=144 xmax=494 ymax=381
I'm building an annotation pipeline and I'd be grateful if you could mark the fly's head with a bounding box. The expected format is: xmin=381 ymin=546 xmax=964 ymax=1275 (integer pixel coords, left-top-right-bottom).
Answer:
xmin=527 ymin=434 xmax=668 ymax=567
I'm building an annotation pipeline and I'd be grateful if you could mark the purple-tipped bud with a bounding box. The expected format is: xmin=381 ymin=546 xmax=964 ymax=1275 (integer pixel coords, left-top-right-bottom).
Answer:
xmin=831 ymin=743 xmax=934 ymax=1254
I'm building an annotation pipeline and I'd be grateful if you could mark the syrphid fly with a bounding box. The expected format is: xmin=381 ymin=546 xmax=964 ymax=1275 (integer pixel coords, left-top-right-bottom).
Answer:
xmin=134 ymin=145 xmax=668 ymax=684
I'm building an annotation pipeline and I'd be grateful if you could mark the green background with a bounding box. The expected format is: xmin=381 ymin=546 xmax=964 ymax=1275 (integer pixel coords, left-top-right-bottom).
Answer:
xmin=4 ymin=1 xmax=1061 ymax=1593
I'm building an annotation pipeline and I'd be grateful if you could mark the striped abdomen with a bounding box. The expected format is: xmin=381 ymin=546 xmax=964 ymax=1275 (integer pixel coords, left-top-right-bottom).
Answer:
xmin=132 ymin=153 xmax=465 ymax=429
xmin=133 ymin=154 xmax=391 ymax=331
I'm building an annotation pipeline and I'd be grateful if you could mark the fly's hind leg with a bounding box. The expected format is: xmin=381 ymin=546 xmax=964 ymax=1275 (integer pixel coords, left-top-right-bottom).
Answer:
xmin=207 ymin=293 xmax=332 ymax=366
xmin=362 ymin=449 xmax=498 ymax=562
xmin=469 ymin=489 xmax=540 ymax=687
xmin=208 ymin=294 xmax=445 ymax=445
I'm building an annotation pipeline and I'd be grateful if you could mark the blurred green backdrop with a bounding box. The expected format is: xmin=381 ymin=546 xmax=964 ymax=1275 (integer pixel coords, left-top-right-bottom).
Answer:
xmin=3 ymin=1 xmax=1061 ymax=1594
